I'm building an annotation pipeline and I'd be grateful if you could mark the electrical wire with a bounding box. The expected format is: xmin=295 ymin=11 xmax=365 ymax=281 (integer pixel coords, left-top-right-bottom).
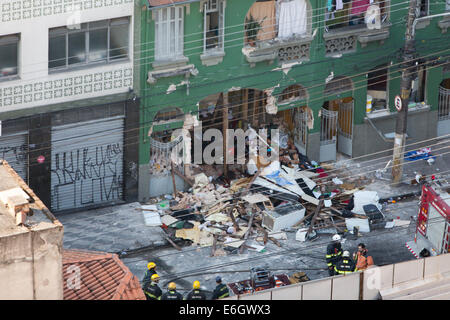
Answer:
xmin=10 ymin=0 xmax=409 ymax=72
xmin=108 ymin=170 xmax=450 ymax=263
xmin=7 ymin=52 xmax=450 ymax=163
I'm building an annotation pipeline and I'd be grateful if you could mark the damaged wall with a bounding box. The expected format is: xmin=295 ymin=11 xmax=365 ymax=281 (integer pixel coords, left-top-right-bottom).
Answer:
xmin=138 ymin=0 xmax=448 ymax=195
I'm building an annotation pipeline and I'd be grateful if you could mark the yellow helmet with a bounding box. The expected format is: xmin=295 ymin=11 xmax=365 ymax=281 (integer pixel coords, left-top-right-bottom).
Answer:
xmin=147 ymin=262 xmax=156 ymax=270
xmin=168 ymin=282 xmax=177 ymax=290
xmin=193 ymin=280 xmax=201 ymax=290
xmin=151 ymin=274 xmax=160 ymax=282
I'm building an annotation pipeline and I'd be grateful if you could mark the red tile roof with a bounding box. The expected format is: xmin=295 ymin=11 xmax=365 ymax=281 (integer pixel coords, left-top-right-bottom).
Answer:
xmin=63 ymin=249 xmax=146 ymax=300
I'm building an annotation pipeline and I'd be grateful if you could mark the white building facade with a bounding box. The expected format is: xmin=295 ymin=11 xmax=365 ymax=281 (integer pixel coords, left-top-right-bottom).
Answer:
xmin=0 ymin=0 xmax=139 ymax=213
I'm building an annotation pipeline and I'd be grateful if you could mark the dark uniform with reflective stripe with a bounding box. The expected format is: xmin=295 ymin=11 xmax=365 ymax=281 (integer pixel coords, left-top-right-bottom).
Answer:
xmin=334 ymin=257 xmax=356 ymax=275
xmin=185 ymin=289 xmax=207 ymax=300
xmin=144 ymin=282 xmax=162 ymax=300
xmin=142 ymin=269 xmax=157 ymax=290
xmin=212 ymin=283 xmax=230 ymax=300
xmin=326 ymin=242 xmax=343 ymax=276
xmin=161 ymin=290 xmax=183 ymax=300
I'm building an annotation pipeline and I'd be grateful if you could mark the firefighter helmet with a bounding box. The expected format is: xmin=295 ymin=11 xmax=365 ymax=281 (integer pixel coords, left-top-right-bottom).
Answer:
xmin=168 ymin=282 xmax=177 ymax=290
xmin=151 ymin=274 xmax=160 ymax=282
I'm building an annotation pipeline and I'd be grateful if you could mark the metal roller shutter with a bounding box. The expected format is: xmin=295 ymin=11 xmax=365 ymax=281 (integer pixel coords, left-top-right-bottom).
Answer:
xmin=51 ymin=117 xmax=124 ymax=212
xmin=0 ymin=133 xmax=28 ymax=181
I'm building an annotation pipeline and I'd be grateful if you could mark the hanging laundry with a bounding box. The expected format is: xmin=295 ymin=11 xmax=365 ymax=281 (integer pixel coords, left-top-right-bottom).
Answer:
xmin=327 ymin=0 xmax=333 ymax=11
xmin=351 ymin=0 xmax=371 ymax=15
xmin=278 ymin=0 xmax=307 ymax=39
xmin=336 ymin=0 xmax=344 ymax=10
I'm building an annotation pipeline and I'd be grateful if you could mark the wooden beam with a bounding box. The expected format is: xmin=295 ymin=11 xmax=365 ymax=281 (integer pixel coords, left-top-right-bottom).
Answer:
xmin=243 ymin=89 xmax=249 ymax=122
xmin=172 ymin=167 xmax=194 ymax=186
xmin=222 ymin=92 xmax=229 ymax=179
xmin=160 ymin=227 xmax=182 ymax=251
xmin=307 ymin=199 xmax=324 ymax=237
xmin=252 ymin=89 xmax=258 ymax=127
xmin=268 ymin=237 xmax=282 ymax=247
xmin=170 ymin=161 xmax=177 ymax=197
xmin=210 ymin=234 xmax=217 ymax=257
xmin=240 ymin=210 xmax=256 ymax=254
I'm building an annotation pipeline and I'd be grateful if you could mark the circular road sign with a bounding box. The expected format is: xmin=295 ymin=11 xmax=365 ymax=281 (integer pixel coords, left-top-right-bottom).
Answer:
xmin=395 ymin=95 xmax=402 ymax=112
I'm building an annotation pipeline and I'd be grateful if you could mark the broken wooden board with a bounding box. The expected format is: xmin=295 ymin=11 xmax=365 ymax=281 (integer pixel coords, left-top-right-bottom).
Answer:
xmin=224 ymin=239 xmax=245 ymax=248
xmin=205 ymin=212 xmax=231 ymax=223
xmin=242 ymin=193 xmax=270 ymax=204
xmin=301 ymin=193 xmax=320 ymax=205
xmin=230 ymin=177 xmax=253 ymax=193
xmin=175 ymin=221 xmax=214 ymax=247
xmin=160 ymin=215 xmax=179 ymax=226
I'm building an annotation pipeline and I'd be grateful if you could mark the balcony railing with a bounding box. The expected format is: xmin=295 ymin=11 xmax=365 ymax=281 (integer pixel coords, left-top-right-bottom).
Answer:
xmin=242 ymin=35 xmax=313 ymax=67
xmin=324 ymin=22 xmax=391 ymax=56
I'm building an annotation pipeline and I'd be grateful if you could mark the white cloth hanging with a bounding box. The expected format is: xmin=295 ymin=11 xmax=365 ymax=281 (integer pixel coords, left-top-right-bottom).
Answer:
xmin=278 ymin=0 xmax=307 ymax=39
xmin=336 ymin=0 xmax=344 ymax=10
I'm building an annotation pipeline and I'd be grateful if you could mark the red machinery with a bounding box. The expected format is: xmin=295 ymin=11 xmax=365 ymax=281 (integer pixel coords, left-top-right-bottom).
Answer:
xmin=406 ymin=184 xmax=450 ymax=258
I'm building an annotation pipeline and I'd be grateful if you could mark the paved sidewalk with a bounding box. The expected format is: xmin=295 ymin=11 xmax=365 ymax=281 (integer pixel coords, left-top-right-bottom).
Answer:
xmin=58 ymin=202 xmax=168 ymax=253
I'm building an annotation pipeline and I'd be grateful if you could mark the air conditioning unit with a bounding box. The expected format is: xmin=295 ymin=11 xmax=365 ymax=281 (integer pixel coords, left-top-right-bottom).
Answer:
xmin=262 ymin=202 xmax=306 ymax=232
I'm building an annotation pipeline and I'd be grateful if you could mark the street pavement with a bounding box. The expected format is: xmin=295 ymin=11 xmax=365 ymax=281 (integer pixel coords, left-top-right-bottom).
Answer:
xmin=57 ymin=202 xmax=167 ymax=253
xmin=57 ymin=140 xmax=450 ymax=294
xmin=120 ymin=198 xmax=419 ymax=295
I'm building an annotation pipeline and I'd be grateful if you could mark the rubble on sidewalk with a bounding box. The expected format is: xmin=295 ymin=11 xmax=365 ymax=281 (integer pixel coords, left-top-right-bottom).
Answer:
xmin=141 ymin=117 xmax=389 ymax=255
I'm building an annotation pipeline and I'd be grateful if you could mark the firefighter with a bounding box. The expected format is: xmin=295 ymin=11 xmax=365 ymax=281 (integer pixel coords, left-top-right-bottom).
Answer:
xmin=184 ymin=281 xmax=207 ymax=300
xmin=334 ymin=251 xmax=356 ymax=275
xmin=353 ymin=243 xmax=374 ymax=271
xmin=143 ymin=274 xmax=162 ymax=300
xmin=142 ymin=262 xmax=158 ymax=289
xmin=161 ymin=282 xmax=183 ymax=300
xmin=211 ymin=276 xmax=230 ymax=300
xmin=326 ymin=234 xmax=343 ymax=276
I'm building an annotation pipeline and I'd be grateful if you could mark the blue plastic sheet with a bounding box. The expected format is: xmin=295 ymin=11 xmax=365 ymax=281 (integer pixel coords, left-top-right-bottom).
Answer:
xmin=265 ymin=170 xmax=293 ymax=186
xmin=404 ymin=150 xmax=436 ymax=162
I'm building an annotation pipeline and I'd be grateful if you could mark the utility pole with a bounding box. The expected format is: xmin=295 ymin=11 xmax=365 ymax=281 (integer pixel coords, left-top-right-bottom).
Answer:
xmin=392 ymin=0 xmax=417 ymax=184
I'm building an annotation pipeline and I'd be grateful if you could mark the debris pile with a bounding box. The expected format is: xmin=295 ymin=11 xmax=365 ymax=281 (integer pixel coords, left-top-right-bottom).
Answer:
xmin=142 ymin=117 xmax=387 ymax=255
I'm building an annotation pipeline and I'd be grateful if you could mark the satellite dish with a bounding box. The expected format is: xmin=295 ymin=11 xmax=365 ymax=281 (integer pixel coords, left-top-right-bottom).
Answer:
xmin=365 ymin=5 xmax=381 ymax=30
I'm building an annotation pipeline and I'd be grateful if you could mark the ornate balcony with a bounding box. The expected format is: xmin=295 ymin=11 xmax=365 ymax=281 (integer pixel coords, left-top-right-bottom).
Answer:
xmin=242 ymin=36 xmax=313 ymax=67
xmin=324 ymin=22 xmax=391 ymax=56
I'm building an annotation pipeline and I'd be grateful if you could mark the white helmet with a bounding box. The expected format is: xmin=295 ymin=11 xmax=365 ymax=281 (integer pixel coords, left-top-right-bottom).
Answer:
xmin=343 ymin=251 xmax=350 ymax=258
xmin=332 ymin=234 xmax=341 ymax=241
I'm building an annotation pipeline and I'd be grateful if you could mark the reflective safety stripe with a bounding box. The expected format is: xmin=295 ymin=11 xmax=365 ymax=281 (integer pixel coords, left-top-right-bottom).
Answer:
xmin=219 ymin=292 xmax=230 ymax=299
xmin=144 ymin=291 xmax=160 ymax=300
xmin=327 ymin=263 xmax=333 ymax=266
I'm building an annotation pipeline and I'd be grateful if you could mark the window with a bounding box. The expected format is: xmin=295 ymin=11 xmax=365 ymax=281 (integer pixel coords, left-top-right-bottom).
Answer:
xmin=411 ymin=64 xmax=426 ymax=104
xmin=325 ymin=0 xmax=389 ymax=32
xmin=367 ymin=65 xmax=388 ymax=113
xmin=155 ymin=6 xmax=184 ymax=61
xmin=244 ymin=0 xmax=311 ymax=46
xmin=416 ymin=0 xmax=429 ymax=17
xmin=203 ymin=0 xmax=225 ymax=52
xmin=0 ymin=34 xmax=19 ymax=80
xmin=49 ymin=17 xmax=130 ymax=70
xmin=279 ymin=84 xmax=307 ymax=103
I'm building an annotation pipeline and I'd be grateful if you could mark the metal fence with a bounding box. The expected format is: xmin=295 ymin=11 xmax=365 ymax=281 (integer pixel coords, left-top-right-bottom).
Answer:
xmin=438 ymin=85 xmax=450 ymax=121
xmin=222 ymin=253 xmax=450 ymax=300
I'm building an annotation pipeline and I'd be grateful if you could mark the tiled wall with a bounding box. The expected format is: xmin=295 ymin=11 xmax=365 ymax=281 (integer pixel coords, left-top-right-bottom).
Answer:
xmin=1 ymin=0 xmax=133 ymax=23
xmin=0 ymin=0 xmax=134 ymax=112
xmin=0 ymin=66 xmax=133 ymax=108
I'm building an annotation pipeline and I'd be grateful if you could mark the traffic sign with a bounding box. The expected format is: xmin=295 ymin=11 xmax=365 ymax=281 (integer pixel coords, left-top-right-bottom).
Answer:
xmin=395 ymin=95 xmax=402 ymax=112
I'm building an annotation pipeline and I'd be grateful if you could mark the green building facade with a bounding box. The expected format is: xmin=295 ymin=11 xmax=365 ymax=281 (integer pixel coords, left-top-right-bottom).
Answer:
xmin=136 ymin=0 xmax=450 ymax=200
